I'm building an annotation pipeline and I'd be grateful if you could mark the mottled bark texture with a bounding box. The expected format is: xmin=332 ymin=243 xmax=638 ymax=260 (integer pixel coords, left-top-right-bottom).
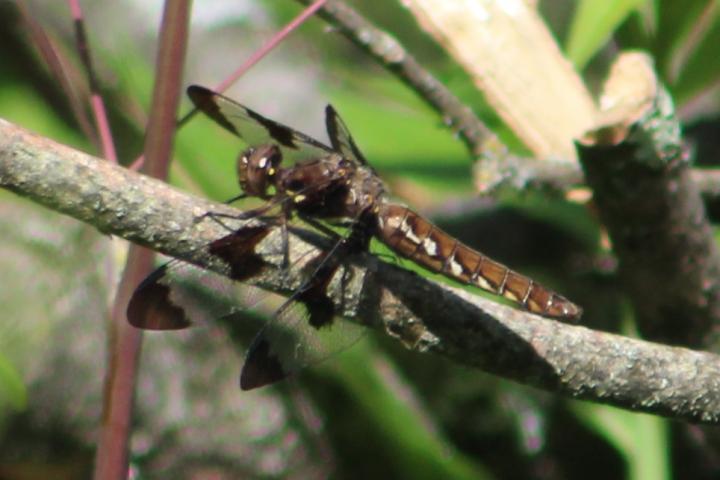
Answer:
xmin=579 ymin=53 xmax=720 ymax=349
xmin=3 ymin=117 xmax=720 ymax=424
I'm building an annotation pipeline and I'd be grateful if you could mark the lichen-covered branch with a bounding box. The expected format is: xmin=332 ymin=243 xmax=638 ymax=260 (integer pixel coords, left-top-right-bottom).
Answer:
xmin=2 ymin=118 xmax=720 ymax=424
xmin=579 ymin=53 xmax=720 ymax=349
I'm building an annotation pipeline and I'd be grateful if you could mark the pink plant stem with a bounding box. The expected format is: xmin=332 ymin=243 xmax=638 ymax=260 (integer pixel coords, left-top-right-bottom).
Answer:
xmin=214 ymin=0 xmax=328 ymax=93
xmin=68 ymin=0 xmax=118 ymax=163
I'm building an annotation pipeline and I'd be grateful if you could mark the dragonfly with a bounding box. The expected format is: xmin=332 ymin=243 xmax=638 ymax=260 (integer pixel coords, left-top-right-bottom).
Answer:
xmin=127 ymin=85 xmax=582 ymax=390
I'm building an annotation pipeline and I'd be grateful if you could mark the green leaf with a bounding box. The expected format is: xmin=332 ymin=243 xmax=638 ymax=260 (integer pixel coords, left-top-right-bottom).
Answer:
xmin=670 ymin=7 xmax=720 ymax=103
xmin=653 ymin=0 xmax=712 ymax=73
xmin=0 ymin=354 xmax=27 ymax=412
xmin=571 ymin=402 xmax=669 ymax=480
xmin=566 ymin=0 xmax=648 ymax=69
xmin=319 ymin=339 xmax=493 ymax=480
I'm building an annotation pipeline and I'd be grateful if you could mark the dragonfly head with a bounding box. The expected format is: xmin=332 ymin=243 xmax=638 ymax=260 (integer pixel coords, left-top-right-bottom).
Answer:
xmin=237 ymin=144 xmax=282 ymax=198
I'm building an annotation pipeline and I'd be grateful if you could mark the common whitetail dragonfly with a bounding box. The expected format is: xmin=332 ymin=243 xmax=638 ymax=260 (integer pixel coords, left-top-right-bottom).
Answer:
xmin=127 ymin=85 xmax=582 ymax=390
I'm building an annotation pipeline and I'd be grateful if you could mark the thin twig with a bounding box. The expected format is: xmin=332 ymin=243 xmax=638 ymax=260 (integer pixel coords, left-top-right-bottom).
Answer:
xmin=16 ymin=2 xmax=97 ymax=146
xmin=68 ymin=0 xmax=117 ymax=163
xmin=295 ymin=0 xmax=492 ymax=156
xmin=2 ymin=119 xmax=720 ymax=425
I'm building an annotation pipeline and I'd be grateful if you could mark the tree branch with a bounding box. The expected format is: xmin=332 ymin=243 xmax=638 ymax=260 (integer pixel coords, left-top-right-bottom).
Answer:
xmin=579 ymin=52 xmax=720 ymax=349
xmin=2 ymin=118 xmax=720 ymax=425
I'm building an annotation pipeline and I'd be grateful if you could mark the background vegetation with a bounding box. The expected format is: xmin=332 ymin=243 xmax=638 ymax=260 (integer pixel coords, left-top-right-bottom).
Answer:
xmin=1 ymin=1 xmax=719 ymax=479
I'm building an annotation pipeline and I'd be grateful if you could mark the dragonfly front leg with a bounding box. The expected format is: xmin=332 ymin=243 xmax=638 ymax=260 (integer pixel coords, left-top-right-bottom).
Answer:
xmin=279 ymin=208 xmax=290 ymax=270
xmin=298 ymin=214 xmax=342 ymax=241
xmin=196 ymin=202 xmax=277 ymax=232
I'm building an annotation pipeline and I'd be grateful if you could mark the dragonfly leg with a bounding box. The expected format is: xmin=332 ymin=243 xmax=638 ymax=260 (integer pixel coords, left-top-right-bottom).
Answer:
xmin=280 ymin=212 xmax=290 ymax=271
xmin=196 ymin=203 xmax=278 ymax=231
xmin=224 ymin=193 xmax=247 ymax=204
xmin=298 ymin=214 xmax=342 ymax=240
xmin=196 ymin=211 xmax=241 ymax=232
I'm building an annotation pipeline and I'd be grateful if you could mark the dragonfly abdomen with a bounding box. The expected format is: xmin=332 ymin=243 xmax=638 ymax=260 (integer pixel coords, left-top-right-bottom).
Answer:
xmin=375 ymin=203 xmax=582 ymax=321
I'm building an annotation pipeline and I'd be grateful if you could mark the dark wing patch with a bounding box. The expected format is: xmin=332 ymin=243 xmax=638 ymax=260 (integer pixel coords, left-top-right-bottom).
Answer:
xmin=187 ymin=85 xmax=242 ymax=137
xmin=187 ymin=85 xmax=334 ymax=164
xmin=245 ymin=108 xmax=299 ymax=149
xmin=207 ymin=225 xmax=272 ymax=281
xmin=325 ymin=105 xmax=368 ymax=165
xmin=295 ymin=249 xmax=341 ymax=330
xmin=127 ymin=264 xmax=192 ymax=330
xmin=240 ymin=337 xmax=288 ymax=390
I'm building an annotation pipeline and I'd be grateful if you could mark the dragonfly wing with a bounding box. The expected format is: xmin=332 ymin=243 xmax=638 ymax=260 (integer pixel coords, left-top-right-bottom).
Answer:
xmin=240 ymin=246 xmax=366 ymax=390
xmin=324 ymin=104 xmax=369 ymax=165
xmin=188 ymin=85 xmax=335 ymax=165
xmin=127 ymin=225 xmax=273 ymax=330
xmin=240 ymin=295 xmax=365 ymax=390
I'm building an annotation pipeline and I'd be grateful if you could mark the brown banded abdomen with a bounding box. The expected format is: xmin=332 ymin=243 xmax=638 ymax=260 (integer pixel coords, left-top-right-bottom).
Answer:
xmin=375 ymin=204 xmax=582 ymax=321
